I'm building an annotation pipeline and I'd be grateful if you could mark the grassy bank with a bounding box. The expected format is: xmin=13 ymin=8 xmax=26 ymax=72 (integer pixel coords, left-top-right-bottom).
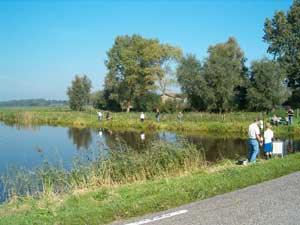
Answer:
xmin=0 ymin=153 xmax=299 ymax=225
xmin=1 ymin=107 xmax=299 ymax=137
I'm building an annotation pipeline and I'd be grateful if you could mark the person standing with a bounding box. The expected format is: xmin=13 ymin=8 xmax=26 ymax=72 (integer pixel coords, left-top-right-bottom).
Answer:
xmin=155 ymin=109 xmax=160 ymax=122
xmin=98 ymin=111 xmax=103 ymax=121
xmin=272 ymin=114 xmax=279 ymax=126
xmin=248 ymin=119 xmax=261 ymax=163
xmin=177 ymin=112 xmax=183 ymax=123
xmin=106 ymin=111 xmax=112 ymax=120
xmin=263 ymin=123 xmax=274 ymax=160
xmin=140 ymin=112 xmax=145 ymax=123
xmin=287 ymin=106 xmax=294 ymax=125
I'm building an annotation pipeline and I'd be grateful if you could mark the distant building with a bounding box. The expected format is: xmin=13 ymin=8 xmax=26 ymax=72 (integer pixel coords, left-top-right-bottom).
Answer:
xmin=160 ymin=92 xmax=187 ymax=103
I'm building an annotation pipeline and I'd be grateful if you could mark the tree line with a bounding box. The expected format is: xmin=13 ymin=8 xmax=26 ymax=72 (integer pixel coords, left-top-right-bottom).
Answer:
xmin=67 ymin=0 xmax=300 ymax=112
xmin=0 ymin=99 xmax=68 ymax=107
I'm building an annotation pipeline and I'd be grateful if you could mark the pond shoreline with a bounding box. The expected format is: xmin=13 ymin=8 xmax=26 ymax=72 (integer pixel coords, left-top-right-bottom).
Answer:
xmin=1 ymin=108 xmax=300 ymax=138
xmin=0 ymin=154 xmax=300 ymax=225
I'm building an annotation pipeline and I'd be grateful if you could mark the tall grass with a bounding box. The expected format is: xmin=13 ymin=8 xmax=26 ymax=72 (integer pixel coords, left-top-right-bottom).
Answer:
xmin=0 ymin=140 xmax=205 ymax=203
xmin=1 ymin=154 xmax=300 ymax=225
xmin=1 ymin=107 xmax=299 ymax=136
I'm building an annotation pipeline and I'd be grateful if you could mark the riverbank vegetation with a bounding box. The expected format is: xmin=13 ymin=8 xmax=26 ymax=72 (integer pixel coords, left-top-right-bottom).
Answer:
xmin=0 ymin=107 xmax=299 ymax=137
xmin=0 ymin=141 xmax=205 ymax=202
xmin=0 ymin=152 xmax=299 ymax=225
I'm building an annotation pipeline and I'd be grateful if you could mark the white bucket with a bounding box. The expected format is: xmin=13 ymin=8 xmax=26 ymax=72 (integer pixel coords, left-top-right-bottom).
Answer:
xmin=273 ymin=141 xmax=284 ymax=157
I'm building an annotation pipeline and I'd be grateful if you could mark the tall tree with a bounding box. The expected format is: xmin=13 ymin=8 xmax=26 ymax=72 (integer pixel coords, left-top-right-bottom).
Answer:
xmin=247 ymin=58 xmax=289 ymax=111
xmin=157 ymin=44 xmax=182 ymax=95
xmin=104 ymin=34 xmax=181 ymax=112
xmin=264 ymin=0 xmax=300 ymax=107
xmin=176 ymin=54 xmax=212 ymax=110
xmin=202 ymin=37 xmax=247 ymax=112
xmin=67 ymin=75 xmax=92 ymax=111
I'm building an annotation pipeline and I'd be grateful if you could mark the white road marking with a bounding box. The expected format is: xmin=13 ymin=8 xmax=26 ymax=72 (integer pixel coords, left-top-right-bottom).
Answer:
xmin=125 ymin=210 xmax=188 ymax=225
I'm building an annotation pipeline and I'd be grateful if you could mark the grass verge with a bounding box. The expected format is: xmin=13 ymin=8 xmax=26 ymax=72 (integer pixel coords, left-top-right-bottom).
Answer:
xmin=0 ymin=107 xmax=299 ymax=137
xmin=0 ymin=153 xmax=299 ymax=225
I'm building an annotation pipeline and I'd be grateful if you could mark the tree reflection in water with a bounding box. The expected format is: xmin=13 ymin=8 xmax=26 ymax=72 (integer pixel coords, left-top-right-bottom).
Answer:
xmin=67 ymin=127 xmax=92 ymax=150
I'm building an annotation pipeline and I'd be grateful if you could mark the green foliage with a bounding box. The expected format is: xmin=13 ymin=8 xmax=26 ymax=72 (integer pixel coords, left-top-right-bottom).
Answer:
xmin=247 ymin=58 xmax=289 ymax=111
xmin=132 ymin=92 xmax=160 ymax=112
xmin=176 ymin=54 xmax=210 ymax=110
xmin=202 ymin=37 xmax=247 ymax=112
xmin=104 ymin=34 xmax=181 ymax=111
xmin=264 ymin=0 xmax=300 ymax=107
xmin=159 ymin=99 xmax=178 ymax=113
xmin=90 ymin=91 xmax=106 ymax=109
xmin=177 ymin=38 xmax=247 ymax=112
xmin=67 ymin=75 xmax=92 ymax=111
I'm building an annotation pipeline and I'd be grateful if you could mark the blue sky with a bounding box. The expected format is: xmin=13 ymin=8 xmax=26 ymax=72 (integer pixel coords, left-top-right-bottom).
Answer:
xmin=0 ymin=0 xmax=291 ymax=101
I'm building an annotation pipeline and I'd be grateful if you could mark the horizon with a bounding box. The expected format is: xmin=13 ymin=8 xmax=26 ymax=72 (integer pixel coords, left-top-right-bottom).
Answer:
xmin=0 ymin=0 xmax=291 ymax=101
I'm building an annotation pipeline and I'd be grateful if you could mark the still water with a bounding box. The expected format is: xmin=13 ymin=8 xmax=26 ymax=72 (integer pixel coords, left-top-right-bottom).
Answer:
xmin=0 ymin=122 xmax=299 ymax=173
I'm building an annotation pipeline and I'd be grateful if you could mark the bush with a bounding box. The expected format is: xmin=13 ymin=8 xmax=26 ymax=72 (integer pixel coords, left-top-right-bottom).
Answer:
xmin=133 ymin=92 xmax=160 ymax=112
xmin=159 ymin=99 xmax=186 ymax=113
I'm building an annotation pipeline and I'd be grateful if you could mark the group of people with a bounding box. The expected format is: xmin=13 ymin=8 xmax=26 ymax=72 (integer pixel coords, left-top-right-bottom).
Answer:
xmin=248 ymin=119 xmax=274 ymax=163
xmin=97 ymin=111 xmax=112 ymax=121
xmin=248 ymin=107 xmax=297 ymax=163
xmin=271 ymin=107 xmax=295 ymax=126
xmin=141 ymin=111 xmax=183 ymax=123
xmin=97 ymin=110 xmax=184 ymax=123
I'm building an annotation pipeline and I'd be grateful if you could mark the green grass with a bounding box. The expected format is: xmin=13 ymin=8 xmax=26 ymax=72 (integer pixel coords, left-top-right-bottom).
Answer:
xmin=1 ymin=107 xmax=299 ymax=137
xmin=0 ymin=153 xmax=299 ymax=225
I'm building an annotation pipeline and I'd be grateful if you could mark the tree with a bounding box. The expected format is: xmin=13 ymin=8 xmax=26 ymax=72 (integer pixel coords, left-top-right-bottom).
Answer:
xmin=90 ymin=90 xmax=106 ymax=109
xmin=247 ymin=58 xmax=289 ymax=111
xmin=67 ymin=75 xmax=92 ymax=111
xmin=132 ymin=91 xmax=160 ymax=112
xmin=264 ymin=0 xmax=300 ymax=107
xmin=202 ymin=37 xmax=247 ymax=112
xmin=176 ymin=54 xmax=212 ymax=110
xmin=104 ymin=34 xmax=181 ymax=112
xmin=156 ymin=44 xmax=182 ymax=95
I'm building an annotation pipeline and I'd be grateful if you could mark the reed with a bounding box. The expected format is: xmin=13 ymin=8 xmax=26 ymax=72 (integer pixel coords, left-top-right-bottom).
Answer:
xmin=0 ymin=140 xmax=206 ymax=202
xmin=1 ymin=154 xmax=300 ymax=225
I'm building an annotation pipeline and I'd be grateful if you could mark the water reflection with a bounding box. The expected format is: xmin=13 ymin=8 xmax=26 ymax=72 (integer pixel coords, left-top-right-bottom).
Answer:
xmin=98 ymin=129 xmax=103 ymax=137
xmin=140 ymin=132 xmax=145 ymax=141
xmin=67 ymin=127 xmax=92 ymax=150
xmin=186 ymin=136 xmax=246 ymax=161
xmin=1 ymin=122 xmax=300 ymax=173
xmin=66 ymin=128 xmax=299 ymax=161
xmin=1 ymin=121 xmax=40 ymax=131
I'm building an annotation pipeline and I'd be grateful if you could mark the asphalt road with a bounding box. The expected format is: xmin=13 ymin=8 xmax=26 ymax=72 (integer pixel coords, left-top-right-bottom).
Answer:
xmin=111 ymin=172 xmax=300 ymax=225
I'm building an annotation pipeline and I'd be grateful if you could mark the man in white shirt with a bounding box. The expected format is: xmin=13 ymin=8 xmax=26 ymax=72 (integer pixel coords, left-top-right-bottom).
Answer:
xmin=140 ymin=112 xmax=145 ymax=122
xmin=248 ymin=119 xmax=261 ymax=163
xmin=98 ymin=111 xmax=102 ymax=121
